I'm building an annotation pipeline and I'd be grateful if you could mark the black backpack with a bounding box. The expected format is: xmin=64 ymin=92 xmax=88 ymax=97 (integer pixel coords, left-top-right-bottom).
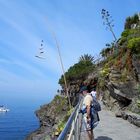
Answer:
xmin=91 ymin=97 xmax=101 ymax=112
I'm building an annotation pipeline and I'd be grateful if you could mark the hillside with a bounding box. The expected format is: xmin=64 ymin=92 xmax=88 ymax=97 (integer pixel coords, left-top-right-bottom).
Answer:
xmin=26 ymin=13 xmax=140 ymax=140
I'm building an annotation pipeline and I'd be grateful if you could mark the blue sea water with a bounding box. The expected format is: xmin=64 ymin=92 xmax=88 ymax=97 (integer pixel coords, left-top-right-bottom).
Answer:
xmin=0 ymin=92 xmax=55 ymax=140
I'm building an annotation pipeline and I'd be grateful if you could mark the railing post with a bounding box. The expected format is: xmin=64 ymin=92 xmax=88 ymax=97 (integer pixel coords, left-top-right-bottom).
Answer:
xmin=74 ymin=118 xmax=78 ymax=140
xmin=72 ymin=121 xmax=75 ymax=140
xmin=74 ymin=116 xmax=77 ymax=140
xmin=77 ymin=115 xmax=79 ymax=140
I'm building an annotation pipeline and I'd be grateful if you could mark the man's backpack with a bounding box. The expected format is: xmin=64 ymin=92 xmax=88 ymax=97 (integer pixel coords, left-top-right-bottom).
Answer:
xmin=91 ymin=97 xmax=101 ymax=112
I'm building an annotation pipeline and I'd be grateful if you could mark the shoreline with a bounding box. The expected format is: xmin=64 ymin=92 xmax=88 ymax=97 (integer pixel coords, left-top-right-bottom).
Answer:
xmin=26 ymin=95 xmax=70 ymax=140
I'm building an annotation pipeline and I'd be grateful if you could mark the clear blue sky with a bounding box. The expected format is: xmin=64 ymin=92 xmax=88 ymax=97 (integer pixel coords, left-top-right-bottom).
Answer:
xmin=0 ymin=0 xmax=139 ymax=97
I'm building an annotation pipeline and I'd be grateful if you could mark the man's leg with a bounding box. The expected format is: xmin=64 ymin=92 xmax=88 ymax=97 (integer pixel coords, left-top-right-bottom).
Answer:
xmin=87 ymin=130 xmax=94 ymax=140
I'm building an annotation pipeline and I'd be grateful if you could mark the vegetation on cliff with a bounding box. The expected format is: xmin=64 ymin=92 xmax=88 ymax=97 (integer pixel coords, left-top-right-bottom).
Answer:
xmin=59 ymin=13 xmax=140 ymax=114
xmin=59 ymin=54 xmax=95 ymax=85
xmin=97 ymin=13 xmax=140 ymax=114
xmin=26 ymin=95 xmax=72 ymax=140
xmin=27 ymin=12 xmax=140 ymax=140
xmin=125 ymin=14 xmax=139 ymax=29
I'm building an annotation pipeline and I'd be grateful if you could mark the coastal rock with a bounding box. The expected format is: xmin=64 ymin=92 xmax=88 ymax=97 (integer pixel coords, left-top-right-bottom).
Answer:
xmin=26 ymin=95 xmax=70 ymax=140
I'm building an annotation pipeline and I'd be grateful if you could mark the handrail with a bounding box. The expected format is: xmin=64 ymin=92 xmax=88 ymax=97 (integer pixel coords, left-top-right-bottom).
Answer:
xmin=57 ymin=97 xmax=83 ymax=140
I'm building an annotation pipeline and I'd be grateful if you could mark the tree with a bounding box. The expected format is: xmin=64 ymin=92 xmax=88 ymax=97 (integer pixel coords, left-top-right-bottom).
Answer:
xmin=101 ymin=9 xmax=117 ymax=42
xmin=100 ymin=48 xmax=110 ymax=58
xmin=132 ymin=14 xmax=139 ymax=23
xmin=59 ymin=54 xmax=95 ymax=85
xmin=125 ymin=17 xmax=132 ymax=29
xmin=125 ymin=14 xmax=139 ymax=29
xmin=100 ymin=49 xmax=106 ymax=58
xmin=79 ymin=54 xmax=94 ymax=63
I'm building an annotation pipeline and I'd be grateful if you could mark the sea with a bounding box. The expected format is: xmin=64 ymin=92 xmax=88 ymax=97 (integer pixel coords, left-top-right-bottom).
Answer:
xmin=0 ymin=91 xmax=55 ymax=140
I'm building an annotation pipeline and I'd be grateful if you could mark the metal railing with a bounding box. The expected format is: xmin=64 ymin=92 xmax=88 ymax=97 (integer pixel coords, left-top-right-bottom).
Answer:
xmin=57 ymin=97 xmax=83 ymax=140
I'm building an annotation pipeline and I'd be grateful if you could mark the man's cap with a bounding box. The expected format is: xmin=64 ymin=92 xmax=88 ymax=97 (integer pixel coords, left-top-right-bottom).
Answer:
xmin=79 ymin=86 xmax=88 ymax=93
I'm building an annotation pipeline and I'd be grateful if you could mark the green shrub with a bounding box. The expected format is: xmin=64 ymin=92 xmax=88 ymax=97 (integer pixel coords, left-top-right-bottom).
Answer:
xmin=121 ymin=29 xmax=131 ymax=38
xmin=119 ymin=37 xmax=127 ymax=45
xmin=59 ymin=59 xmax=95 ymax=85
xmin=100 ymin=64 xmax=110 ymax=78
xmin=54 ymin=107 xmax=74 ymax=136
xmin=127 ymin=29 xmax=140 ymax=40
xmin=127 ymin=37 xmax=140 ymax=53
xmin=124 ymin=14 xmax=139 ymax=29
xmin=121 ymin=28 xmax=140 ymax=39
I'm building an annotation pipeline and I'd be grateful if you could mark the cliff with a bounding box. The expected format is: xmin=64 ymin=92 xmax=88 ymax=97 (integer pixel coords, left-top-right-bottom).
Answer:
xmin=26 ymin=13 xmax=140 ymax=139
xmin=98 ymin=57 xmax=140 ymax=112
xmin=26 ymin=95 xmax=72 ymax=140
xmin=26 ymin=50 xmax=140 ymax=140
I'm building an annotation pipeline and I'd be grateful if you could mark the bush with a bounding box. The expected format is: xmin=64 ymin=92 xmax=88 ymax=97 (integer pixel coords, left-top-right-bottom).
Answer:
xmin=124 ymin=14 xmax=139 ymax=29
xmin=127 ymin=37 xmax=140 ymax=53
xmin=121 ymin=29 xmax=140 ymax=42
xmin=54 ymin=107 xmax=74 ymax=136
xmin=59 ymin=60 xmax=95 ymax=85
xmin=121 ymin=29 xmax=131 ymax=38
xmin=100 ymin=64 xmax=110 ymax=78
xmin=119 ymin=37 xmax=127 ymax=45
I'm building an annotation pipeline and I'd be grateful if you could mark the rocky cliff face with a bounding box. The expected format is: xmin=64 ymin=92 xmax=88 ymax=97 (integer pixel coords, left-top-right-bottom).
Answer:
xmin=98 ymin=55 xmax=140 ymax=114
xmin=26 ymin=14 xmax=140 ymax=139
xmin=26 ymin=95 xmax=70 ymax=140
xmin=26 ymin=55 xmax=140 ymax=140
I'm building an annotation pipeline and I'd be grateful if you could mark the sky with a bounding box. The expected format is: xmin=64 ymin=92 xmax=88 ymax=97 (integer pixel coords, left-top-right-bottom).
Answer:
xmin=0 ymin=0 xmax=139 ymax=97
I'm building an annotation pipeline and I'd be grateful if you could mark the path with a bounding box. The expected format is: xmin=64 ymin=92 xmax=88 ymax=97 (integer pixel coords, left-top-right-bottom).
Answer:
xmin=80 ymin=103 xmax=140 ymax=140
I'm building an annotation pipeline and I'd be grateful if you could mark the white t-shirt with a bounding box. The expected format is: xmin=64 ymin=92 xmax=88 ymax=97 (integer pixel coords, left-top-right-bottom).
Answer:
xmin=90 ymin=91 xmax=96 ymax=98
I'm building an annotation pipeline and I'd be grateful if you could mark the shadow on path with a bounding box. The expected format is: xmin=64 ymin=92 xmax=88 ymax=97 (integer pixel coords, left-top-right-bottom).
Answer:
xmin=95 ymin=136 xmax=113 ymax=140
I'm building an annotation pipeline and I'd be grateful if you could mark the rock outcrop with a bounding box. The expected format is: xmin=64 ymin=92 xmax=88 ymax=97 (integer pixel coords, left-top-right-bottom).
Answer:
xmin=98 ymin=55 xmax=140 ymax=114
xmin=115 ymin=111 xmax=140 ymax=127
xmin=26 ymin=95 xmax=70 ymax=140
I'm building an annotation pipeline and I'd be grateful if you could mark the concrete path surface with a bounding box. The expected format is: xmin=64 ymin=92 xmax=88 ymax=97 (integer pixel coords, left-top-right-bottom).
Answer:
xmin=80 ymin=104 xmax=140 ymax=140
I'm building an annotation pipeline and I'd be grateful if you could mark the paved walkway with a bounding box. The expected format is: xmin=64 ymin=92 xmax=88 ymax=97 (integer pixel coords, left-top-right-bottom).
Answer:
xmin=80 ymin=104 xmax=140 ymax=140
